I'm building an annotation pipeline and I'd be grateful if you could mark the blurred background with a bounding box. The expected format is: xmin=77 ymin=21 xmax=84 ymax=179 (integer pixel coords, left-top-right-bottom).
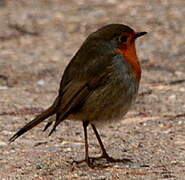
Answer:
xmin=0 ymin=0 xmax=185 ymax=179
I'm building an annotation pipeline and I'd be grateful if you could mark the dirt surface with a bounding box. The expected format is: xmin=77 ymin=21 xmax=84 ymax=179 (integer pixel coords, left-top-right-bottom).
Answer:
xmin=0 ymin=0 xmax=185 ymax=179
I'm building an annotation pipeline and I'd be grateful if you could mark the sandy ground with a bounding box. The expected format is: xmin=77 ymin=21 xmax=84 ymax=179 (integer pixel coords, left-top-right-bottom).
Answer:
xmin=0 ymin=0 xmax=185 ymax=179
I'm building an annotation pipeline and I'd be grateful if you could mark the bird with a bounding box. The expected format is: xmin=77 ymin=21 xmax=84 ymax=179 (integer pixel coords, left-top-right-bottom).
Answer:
xmin=9 ymin=24 xmax=147 ymax=167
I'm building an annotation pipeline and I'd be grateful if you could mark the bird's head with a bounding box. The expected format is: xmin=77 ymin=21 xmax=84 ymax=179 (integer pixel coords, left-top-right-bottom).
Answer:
xmin=89 ymin=24 xmax=147 ymax=81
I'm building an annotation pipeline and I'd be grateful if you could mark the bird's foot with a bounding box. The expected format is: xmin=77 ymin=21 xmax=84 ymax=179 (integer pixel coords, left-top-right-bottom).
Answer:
xmin=100 ymin=152 xmax=132 ymax=163
xmin=72 ymin=153 xmax=132 ymax=168
xmin=72 ymin=157 xmax=96 ymax=168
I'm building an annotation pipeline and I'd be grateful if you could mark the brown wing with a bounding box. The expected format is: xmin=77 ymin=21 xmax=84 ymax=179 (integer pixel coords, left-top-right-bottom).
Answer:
xmin=44 ymin=39 xmax=116 ymax=134
xmin=48 ymin=38 xmax=116 ymax=135
xmin=48 ymin=71 xmax=109 ymax=135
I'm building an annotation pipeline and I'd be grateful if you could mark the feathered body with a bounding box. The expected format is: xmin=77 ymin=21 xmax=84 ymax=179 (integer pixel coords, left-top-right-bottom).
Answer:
xmin=68 ymin=42 xmax=140 ymax=125
xmin=9 ymin=24 xmax=146 ymax=146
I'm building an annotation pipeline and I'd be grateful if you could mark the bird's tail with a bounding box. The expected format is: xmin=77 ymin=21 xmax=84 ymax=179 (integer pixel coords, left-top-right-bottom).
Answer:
xmin=9 ymin=99 xmax=58 ymax=143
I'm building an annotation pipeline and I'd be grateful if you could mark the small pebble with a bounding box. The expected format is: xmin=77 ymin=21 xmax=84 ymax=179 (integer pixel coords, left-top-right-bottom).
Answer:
xmin=0 ymin=141 xmax=7 ymax=147
xmin=37 ymin=79 xmax=45 ymax=86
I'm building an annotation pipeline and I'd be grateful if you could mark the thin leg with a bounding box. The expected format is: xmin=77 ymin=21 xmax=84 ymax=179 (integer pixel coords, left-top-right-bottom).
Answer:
xmin=73 ymin=123 xmax=132 ymax=167
xmin=91 ymin=124 xmax=113 ymax=161
xmin=91 ymin=124 xmax=132 ymax=163
xmin=72 ymin=120 xmax=95 ymax=167
xmin=83 ymin=121 xmax=92 ymax=166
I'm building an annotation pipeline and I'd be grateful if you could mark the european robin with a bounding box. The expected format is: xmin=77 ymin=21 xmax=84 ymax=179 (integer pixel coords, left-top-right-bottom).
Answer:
xmin=9 ymin=24 xmax=147 ymax=167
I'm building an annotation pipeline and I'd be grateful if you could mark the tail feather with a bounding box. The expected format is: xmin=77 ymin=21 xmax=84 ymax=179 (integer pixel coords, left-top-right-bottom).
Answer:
xmin=9 ymin=104 xmax=57 ymax=143
xmin=43 ymin=121 xmax=53 ymax=131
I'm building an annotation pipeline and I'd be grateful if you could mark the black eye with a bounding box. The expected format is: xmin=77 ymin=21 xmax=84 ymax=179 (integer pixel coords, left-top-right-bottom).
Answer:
xmin=118 ymin=35 xmax=128 ymax=43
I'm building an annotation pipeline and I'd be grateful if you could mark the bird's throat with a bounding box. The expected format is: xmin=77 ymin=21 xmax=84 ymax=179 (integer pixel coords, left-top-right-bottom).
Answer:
xmin=117 ymin=43 xmax=141 ymax=81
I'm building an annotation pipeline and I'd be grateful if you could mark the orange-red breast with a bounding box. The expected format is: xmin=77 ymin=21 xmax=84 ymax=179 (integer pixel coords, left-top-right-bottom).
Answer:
xmin=9 ymin=24 xmax=147 ymax=167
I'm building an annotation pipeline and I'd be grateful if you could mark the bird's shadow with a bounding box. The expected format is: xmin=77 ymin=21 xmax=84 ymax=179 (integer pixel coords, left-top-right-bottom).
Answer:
xmin=71 ymin=156 xmax=149 ymax=169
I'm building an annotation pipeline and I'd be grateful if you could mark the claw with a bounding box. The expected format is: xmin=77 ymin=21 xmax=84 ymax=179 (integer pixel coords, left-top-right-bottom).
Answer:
xmin=72 ymin=154 xmax=132 ymax=168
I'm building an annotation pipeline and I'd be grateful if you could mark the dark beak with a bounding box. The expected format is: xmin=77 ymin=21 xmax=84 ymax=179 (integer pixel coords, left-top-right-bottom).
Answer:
xmin=134 ymin=32 xmax=147 ymax=39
